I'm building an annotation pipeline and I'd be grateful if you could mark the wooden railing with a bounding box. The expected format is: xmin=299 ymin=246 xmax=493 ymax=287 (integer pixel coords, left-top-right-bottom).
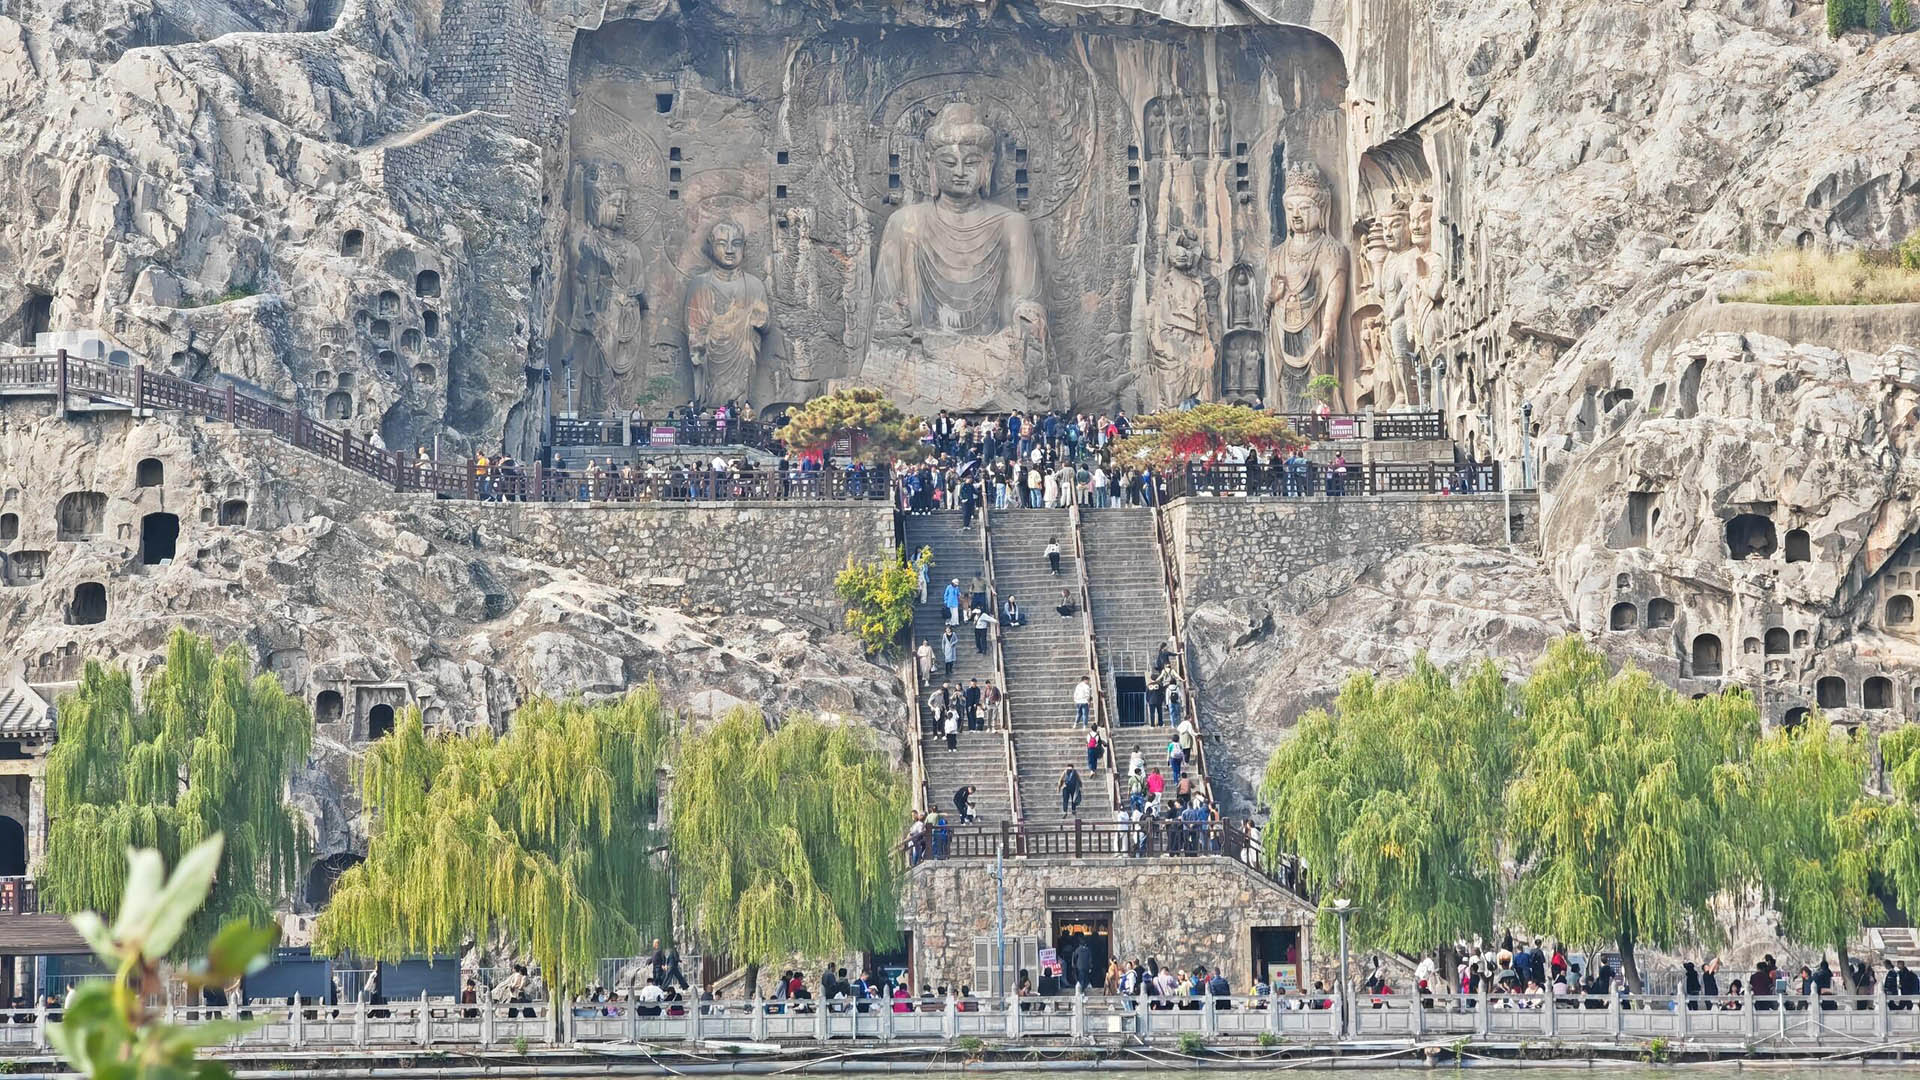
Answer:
xmin=1149 ymin=506 xmax=1214 ymax=807
xmin=1066 ymin=503 xmax=1119 ymax=794
xmin=903 ymin=652 xmax=930 ymax=815
xmin=2 ymin=351 xmax=884 ymax=504
xmin=0 ymin=878 xmax=37 ymax=916
xmin=978 ymin=501 xmax=1021 ymax=819
xmin=1164 ymin=460 xmax=1500 ymax=501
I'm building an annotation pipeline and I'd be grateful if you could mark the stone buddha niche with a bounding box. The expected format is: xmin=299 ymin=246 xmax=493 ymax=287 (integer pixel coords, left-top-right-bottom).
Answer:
xmin=1144 ymin=227 xmax=1215 ymax=411
xmin=1264 ymin=161 xmax=1351 ymax=411
xmin=684 ymin=220 xmax=770 ymax=406
xmin=865 ymin=101 xmax=1048 ymax=412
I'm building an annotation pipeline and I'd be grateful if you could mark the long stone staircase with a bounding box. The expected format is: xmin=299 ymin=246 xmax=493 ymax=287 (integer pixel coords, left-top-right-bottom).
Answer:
xmin=903 ymin=512 xmax=1014 ymax=823
xmin=1082 ymin=507 xmax=1176 ymax=741
xmin=988 ymin=507 xmax=1112 ymax=822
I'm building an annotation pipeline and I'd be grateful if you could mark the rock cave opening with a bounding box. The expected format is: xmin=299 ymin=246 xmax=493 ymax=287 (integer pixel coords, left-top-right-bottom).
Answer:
xmin=1743 ymin=636 xmax=1760 ymax=655
xmin=324 ymin=390 xmax=353 ymax=419
xmin=556 ymin=13 xmax=1348 ymax=416
xmin=1889 ymin=594 xmax=1914 ymax=626
xmin=1726 ymin=513 xmax=1777 ymax=560
xmin=218 ymin=499 xmax=248 ymax=526
xmin=377 ymin=291 xmax=400 ymax=317
xmin=1784 ymin=528 xmax=1811 ymax=563
xmin=1609 ymin=602 xmax=1636 ymax=630
xmin=1765 ymin=627 xmax=1791 ymax=653
xmin=305 ymin=852 xmax=363 ymax=908
xmin=1865 ymin=676 xmax=1892 ymax=710
xmin=135 ymin=458 xmax=164 ymax=487
xmin=315 ymin=689 xmax=343 ymax=723
xmin=54 ymin=491 xmax=106 ymax=541
xmin=371 ymin=318 xmax=392 ymax=341
xmin=1690 ymin=633 xmax=1722 ymax=677
xmin=0 ymin=513 xmax=15 ymax=541
xmin=412 ymin=363 xmax=436 ymax=385
xmin=367 ymin=703 xmax=395 ymax=740
xmin=401 ymin=328 xmax=423 ymax=354
xmin=16 ymin=293 xmax=50 ymax=348
xmin=340 ymin=229 xmax=364 ymax=257
xmin=1783 ymin=706 xmax=1809 ymax=729
xmin=1648 ymin=597 xmax=1675 ymax=628
xmin=423 ymin=310 xmax=440 ymax=337
xmin=9 ymin=552 xmax=45 ymax=582
xmin=305 ymin=0 xmax=341 ymax=33
xmin=139 ymin=512 xmax=178 ymax=566
xmin=1794 ymin=629 xmax=1810 ymax=650
xmin=415 ymin=270 xmax=441 ymax=298
xmin=1613 ymin=492 xmax=1656 ymax=549
xmin=1816 ymin=676 xmax=1847 ymax=709
xmin=67 ymin=582 xmax=106 ymax=625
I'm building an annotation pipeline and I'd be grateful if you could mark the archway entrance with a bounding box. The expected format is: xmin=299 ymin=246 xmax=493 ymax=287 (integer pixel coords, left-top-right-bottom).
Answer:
xmin=140 ymin=513 xmax=179 ymax=565
xmin=1050 ymin=911 xmax=1112 ymax=991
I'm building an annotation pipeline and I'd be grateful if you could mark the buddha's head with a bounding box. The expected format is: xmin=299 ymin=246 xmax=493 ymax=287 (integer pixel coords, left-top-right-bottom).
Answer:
xmin=1409 ymin=194 xmax=1434 ymax=249
xmin=705 ymin=220 xmax=747 ymax=271
xmin=1381 ymin=197 xmax=1412 ymax=252
xmin=1283 ymin=162 xmax=1333 ymax=239
xmin=580 ymin=161 xmax=630 ymax=232
xmin=925 ymin=102 xmax=997 ymax=201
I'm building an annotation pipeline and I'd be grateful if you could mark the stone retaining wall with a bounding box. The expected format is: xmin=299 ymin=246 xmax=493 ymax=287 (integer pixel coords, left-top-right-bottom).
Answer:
xmin=902 ymin=856 xmax=1316 ymax=993
xmin=1168 ymin=492 xmax=1540 ymax=611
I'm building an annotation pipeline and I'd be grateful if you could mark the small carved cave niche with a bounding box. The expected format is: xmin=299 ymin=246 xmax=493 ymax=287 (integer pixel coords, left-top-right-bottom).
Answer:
xmin=1816 ymin=676 xmax=1848 ymax=709
xmin=1783 ymin=706 xmax=1809 ymax=729
xmin=55 ymin=491 xmax=107 ymax=541
xmin=315 ymin=689 xmax=343 ymax=723
xmin=340 ymin=229 xmax=364 ymax=257
xmin=1765 ymin=627 xmax=1791 ymax=654
xmin=1888 ymin=595 xmax=1915 ymax=626
xmin=1610 ymin=491 xmax=1658 ymax=549
xmin=324 ymin=391 xmax=353 ymax=420
xmin=423 ymin=310 xmax=440 ymax=337
xmin=1784 ymin=529 xmax=1811 ymax=563
xmin=366 ymin=703 xmax=396 ymax=741
xmin=218 ymin=499 xmax=248 ymax=526
xmin=305 ymin=852 xmax=362 ymax=908
xmin=67 ymin=582 xmax=106 ymax=625
xmin=1742 ymin=636 xmax=1760 ymax=656
xmin=1864 ymin=676 xmax=1893 ymax=711
xmin=377 ymin=290 xmax=400 ymax=317
xmin=1794 ymin=629 xmax=1810 ymax=650
xmin=139 ymin=512 xmax=178 ymax=565
xmin=1648 ymin=597 xmax=1676 ymax=628
xmin=1726 ymin=511 xmax=1777 ymax=560
xmin=135 ymin=458 xmax=164 ymax=487
xmin=0 ymin=513 xmax=16 ymax=542
xmin=415 ymin=270 xmax=441 ymax=298
xmin=1691 ymin=633 xmax=1723 ymax=677
xmin=412 ymin=363 xmax=436 ymax=385
xmin=1609 ymin=602 xmax=1637 ymax=631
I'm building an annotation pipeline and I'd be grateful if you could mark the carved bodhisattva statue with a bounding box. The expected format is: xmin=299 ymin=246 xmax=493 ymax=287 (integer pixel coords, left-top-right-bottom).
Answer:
xmin=1264 ymin=162 xmax=1351 ymax=411
xmin=866 ymin=102 xmax=1048 ymax=411
xmin=684 ymin=221 xmax=770 ymax=406
xmin=1145 ymin=228 xmax=1214 ymax=410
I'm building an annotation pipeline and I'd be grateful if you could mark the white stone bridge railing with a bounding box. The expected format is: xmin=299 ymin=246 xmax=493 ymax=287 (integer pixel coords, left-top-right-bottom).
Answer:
xmin=0 ymin=991 xmax=1914 ymax=1052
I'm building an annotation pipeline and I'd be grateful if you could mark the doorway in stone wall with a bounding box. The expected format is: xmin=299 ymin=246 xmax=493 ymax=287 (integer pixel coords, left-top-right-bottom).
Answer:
xmin=1050 ymin=911 xmax=1112 ymax=990
xmin=1251 ymin=925 xmax=1301 ymax=992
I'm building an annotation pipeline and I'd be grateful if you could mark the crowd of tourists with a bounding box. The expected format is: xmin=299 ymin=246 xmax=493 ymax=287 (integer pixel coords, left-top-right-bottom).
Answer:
xmin=897 ymin=410 xmax=1167 ymax=515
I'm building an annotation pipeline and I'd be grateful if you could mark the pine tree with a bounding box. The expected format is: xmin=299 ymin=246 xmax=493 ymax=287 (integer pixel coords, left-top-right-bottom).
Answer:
xmin=313 ymin=692 xmax=673 ymax=994
xmin=42 ymin=630 xmax=313 ymax=958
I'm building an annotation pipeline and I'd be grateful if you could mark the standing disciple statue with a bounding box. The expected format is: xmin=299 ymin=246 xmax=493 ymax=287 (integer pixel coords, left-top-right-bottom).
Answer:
xmin=1145 ymin=227 xmax=1214 ymax=410
xmin=1264 ymin=162 xmax=1351 ymax=411
xmin=866 ymin=101 xmax=1048 ymax=410
xmin=684 ymin=220 xmax=770 ymax=406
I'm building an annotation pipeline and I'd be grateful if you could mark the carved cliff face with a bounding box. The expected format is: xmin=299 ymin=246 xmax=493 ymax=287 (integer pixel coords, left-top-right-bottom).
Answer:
xmin=550 ymin=8 xmax=1348 ymax=415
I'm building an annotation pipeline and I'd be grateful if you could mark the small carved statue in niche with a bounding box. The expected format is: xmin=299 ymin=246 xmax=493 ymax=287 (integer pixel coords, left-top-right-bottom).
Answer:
xmin=1405 ymin=194 xmax=1447 ymax=361
xmin=1367 ymin=197 xmax=1418 ymax=409
xmin=1145 ymin=228 xmax=1215 ymax=411
xmin=685 ymin=220 xmax=771 ymax=406
xmin=1219 ymin=330 xmax=1263 ymax=403
xmin=1264 ymin=161 xmax=1351 ymax=411
xmin=1143 ymin=99 xmax=1167 ymax=160
xmin=1226 ymin=264 xmax=1257 ymax=329
xmin=1208 ymin=98 xmax=1229 ymax=158
xmin=866 ymin=101 xmax=1048 ymax=409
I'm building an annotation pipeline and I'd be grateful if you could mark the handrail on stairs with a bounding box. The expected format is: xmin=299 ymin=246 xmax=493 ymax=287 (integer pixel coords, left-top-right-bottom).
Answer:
xmin=979 ymin=499 xmax=1021 ymax=821
xmin=1067 ymin=502 xmax=1119 ymax=809
xmin=1150 ymin=501 xmax=1214 ymax=807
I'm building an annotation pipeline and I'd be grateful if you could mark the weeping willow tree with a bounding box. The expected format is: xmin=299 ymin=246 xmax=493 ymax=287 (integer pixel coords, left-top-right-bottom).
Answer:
xmin=1505 ymin=636 xmax=1758 ymax=991
xmin=1746 ymin=716 xmax=1880 ymax=970
xmin=1879 ymin=725 xmax=1920 ymax=920
xmin=671 ymin=709 xmax=907 ymax=994
xmin=1257 ymin=656 xmax=1514 ymax=964
xmin=313 ymin=691 xmax=672 ymax=995
xmin=42 ymin=629 xmax=312 ymax=958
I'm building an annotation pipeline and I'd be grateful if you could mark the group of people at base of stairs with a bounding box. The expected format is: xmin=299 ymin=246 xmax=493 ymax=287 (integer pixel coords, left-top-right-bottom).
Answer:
xmin=896 ymin=411 xmax=1167 ymax=520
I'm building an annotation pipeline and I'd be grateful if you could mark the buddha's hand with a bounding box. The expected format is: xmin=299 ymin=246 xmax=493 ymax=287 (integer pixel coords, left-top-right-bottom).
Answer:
xmin=1015 ymin=301 xmax=1048 ymax=343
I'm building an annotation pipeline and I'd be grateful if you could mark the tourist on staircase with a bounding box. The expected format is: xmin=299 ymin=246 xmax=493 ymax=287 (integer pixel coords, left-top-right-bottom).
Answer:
xmin=1058 ymin=765 xmax=1082 ymax=815
xmin=1073 ymin=675 xmax=1092 ymax=728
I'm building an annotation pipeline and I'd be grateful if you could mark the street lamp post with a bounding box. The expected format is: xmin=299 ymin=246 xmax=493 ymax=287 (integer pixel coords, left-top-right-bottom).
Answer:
xmin=1519 ymin=400 xmax=1534 ymax=490
xmin=1327 ymin=898 xmax=1356 ymax=1039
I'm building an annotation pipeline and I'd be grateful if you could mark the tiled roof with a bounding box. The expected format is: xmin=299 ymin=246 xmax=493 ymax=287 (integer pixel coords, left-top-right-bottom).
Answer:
xmin=0 ymin=685 xmax=52 ymax=737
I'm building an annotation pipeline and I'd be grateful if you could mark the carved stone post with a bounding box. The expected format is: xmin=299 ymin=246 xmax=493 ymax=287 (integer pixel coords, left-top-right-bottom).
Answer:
xmin=354 ymin=1000 xmax=368 ymax=1048
xmin=291 ymin=994 xmax=304 ymax=1048
xmin=418 ymin=992 xmax=430 ymax=1047
xmin=943 ymin=991 xmax=957 ymax=1040
xmin=54 ymin=350 xmax=68 ymax=419
xmin=482 ymin=999 xmax=495 ymax=1047
xmin=750 ymin=997 xmax=766 ymax=1043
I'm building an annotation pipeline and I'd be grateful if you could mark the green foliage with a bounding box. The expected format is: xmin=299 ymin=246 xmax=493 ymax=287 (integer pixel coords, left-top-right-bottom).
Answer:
xmin=954 ymin=1035 xmax=984 ymax=1056
xmin=1505 ymin=637 xmax=1758 ymax=987
xmin=1900 ymin=231 xmax=1920 ymax=271
xmin=313 ymin=692 xmax=673 ymax=995
xmin=635 ymin=374 xmax=681 ymax=412
xmin=512 ymin=1037 xmax=529 ymax=1056
xmin=1896 ymin=0 xmax=1914 ymax=31
xmin=1306 ymin=374 xmax=1339 ymax=404
xmin=1746 ymin=720 xmax=1880 ymax=955
xmin=43 ymin=631 xmax=312 ymax=959
xmin=835 ymin=547 xmax=928 ymax=656
xmin=781 ymin=387 xmax=921 ymax=462
xmin=1110 ymin=403 xmax=1306 ymax=468
xmin=1878 ymin=725 xmax=1920 ymax=917
xmin=1176 ymin=1031 xmax=1207 ymax=1055
xmin=49 ymin=836 xmax=278 ymax=1080
xmin=670 ymin=709 xmax=907 ymax=975
xmin=1642 ymin=1036 xmax=1671 ymax=1064
xmin=1257 ymin=1031 xmax=1281 ymax=1048
xmin=1258 ymin=656 xmax=1513 ymax=954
